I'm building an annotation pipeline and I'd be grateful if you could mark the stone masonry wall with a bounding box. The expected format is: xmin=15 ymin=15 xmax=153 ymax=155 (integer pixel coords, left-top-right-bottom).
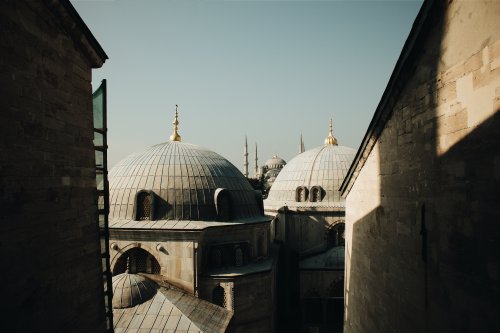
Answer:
xmin=345 ymin=1 xmax=500 ymax=332
xmin=0 ymin=2 xmax=106 ymax=332
xmin=109 ymin=237 xmax=196 ymax=293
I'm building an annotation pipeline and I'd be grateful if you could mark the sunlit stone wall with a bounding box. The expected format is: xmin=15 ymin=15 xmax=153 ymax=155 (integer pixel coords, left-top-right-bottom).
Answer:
xmin=344 ymin=1 xmax=500 ymax=332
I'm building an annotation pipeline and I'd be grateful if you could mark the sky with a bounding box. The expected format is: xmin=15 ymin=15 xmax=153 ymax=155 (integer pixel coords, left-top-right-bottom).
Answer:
xmin=72 ymin=0 xmax=423 ymax=171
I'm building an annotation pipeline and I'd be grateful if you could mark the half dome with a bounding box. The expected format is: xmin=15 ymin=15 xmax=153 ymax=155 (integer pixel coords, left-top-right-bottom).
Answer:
xmin=265 ymin=144 xmax=355 ymax=208
xmin=112 ymin=273 xmax=157 ymax=309
xmin=109 ymin=141 xmax=261 ymax=221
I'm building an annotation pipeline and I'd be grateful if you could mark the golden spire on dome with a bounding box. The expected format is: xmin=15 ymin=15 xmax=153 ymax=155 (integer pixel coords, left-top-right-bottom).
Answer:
xmin=169 ymin=105 xmax=181 ymax=141
xmin=324 ymin=118 xmax=338 ymax=145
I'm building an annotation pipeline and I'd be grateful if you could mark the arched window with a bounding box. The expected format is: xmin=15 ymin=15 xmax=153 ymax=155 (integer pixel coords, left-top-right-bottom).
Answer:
xmin=151 ymin=256 xmax=161 ymax=274
xmin=212 ymin=285 xmax=226 ymax=308
xmin=310 ymin=186 xmax=323 ymax=202
xmin=295 ymin=186 xmax=308 ymax=202
xmin=135 ymin=190 xmax=155 ymax=221
xmin=235 ymin=247 xmax=243 ymax=267
xmin=215 ymin=188 xmax=231 ymax=221
xmin=113 ymin=248 xmax=161 ymax=275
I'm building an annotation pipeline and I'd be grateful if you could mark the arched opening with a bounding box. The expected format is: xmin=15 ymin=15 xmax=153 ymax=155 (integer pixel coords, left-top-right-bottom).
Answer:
xmin=135 ymin=191 xmax=154 ymax=221
xmin=310 ymin=186 xmax=323 ymax=202
xmin=212 ymin=285 xmax=226 ymax=308
xmin=296 ymin=186 xmax=308 ymax=202
xmin=215 ymin=188 xmax=231 ymax=221
xmin=113 ymin=248 xmax=161 ymax=275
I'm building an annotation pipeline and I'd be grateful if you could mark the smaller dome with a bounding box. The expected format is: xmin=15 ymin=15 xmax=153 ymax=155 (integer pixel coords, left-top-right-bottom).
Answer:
xmin=112 ymin=273 xmax=157 ymax=309
xmin=265 ymin=155 xmax=286 ymax=169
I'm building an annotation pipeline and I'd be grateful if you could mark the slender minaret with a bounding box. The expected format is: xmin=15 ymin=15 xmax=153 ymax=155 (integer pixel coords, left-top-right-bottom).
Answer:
xmin=254 ymin=143 xmax=259 ymax=178
xmin=169 ymin=105 xmax=181 ymax=141
xmin=324 ymin=118 xmax=338 ymax=145
xmin=243 ymin=136 xmax=249 ymax=178
xmin=299 ymin=133 xmax=305 ymax=153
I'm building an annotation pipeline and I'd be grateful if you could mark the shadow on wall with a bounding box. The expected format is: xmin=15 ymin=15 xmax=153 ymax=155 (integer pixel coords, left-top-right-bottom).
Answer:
xmin=346 ymin=1 xmax=500 ymax=332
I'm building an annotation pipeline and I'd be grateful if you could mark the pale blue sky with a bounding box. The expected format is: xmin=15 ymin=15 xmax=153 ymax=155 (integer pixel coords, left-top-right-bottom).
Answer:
xmin=72 ymin=0 xmax=423 ymax=170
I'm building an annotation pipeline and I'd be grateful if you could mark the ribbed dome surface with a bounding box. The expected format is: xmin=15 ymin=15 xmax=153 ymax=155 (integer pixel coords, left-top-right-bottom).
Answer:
xmin=109 ymin=141 xmax=261 ymax=221
xmin=265 ymin=145 xmax=355 ymax=207
xmin=112 ymin=273 xmax=157 ymax=309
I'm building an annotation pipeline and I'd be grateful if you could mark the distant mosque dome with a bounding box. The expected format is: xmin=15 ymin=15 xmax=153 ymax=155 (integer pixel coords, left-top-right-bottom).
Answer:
xmin=108 ymin=109 xmax=263 ymax=222
xmin=265 ymin=120 xmax=355 ymax=209
xmin=264 ymin=155 xmax=286 ymax=170
xmin=112 ymin=272 xmax=157 ymax=309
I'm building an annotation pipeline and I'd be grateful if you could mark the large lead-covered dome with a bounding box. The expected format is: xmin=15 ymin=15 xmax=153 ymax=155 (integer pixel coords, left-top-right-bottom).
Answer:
xmin=109 ymin=140 xmax=262 ymax=221
xmin=265 ymin=121 xmax=355 ymax=209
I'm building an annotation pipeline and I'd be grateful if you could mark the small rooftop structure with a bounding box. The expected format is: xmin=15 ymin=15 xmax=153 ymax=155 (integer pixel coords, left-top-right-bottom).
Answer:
xmin=112 ymin=274 xmax=233 ymax=333
xmin=112 ymin=272 xmax=157 ymax=309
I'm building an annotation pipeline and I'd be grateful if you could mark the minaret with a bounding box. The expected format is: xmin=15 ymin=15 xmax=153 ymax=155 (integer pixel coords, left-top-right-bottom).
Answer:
xmin=243 ymin=136 xmax=249 ymax=178
xmin=324 ymin=118 xmax=338 ymax=145
xmin=299 ymin=133 xmax=305 ymax=153
xmin=169 ymin=105 xmax=181 ymax=141
xmin=254 ymin=143 xmax=259 ymax=178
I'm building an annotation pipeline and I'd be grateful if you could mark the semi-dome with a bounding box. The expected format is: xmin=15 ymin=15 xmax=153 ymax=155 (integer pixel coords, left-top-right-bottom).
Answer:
xmin=112 ymin=272 xmax=157 ymax=309
xmin=265 ymin=155 xmax=286 ymax=169
xmin=265 ymin=120 xmax=355 ymax=209
xmin=109 ymin=111 xmax=263 ymax=222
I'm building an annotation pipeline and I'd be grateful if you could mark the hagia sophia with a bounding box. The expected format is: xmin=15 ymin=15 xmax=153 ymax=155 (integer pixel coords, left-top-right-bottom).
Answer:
xmin=2 ymin=1 xmax=499 ymax=333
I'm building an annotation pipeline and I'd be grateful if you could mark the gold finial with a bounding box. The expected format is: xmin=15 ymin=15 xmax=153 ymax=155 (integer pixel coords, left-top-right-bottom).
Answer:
xmin=324 ymin=118 xmax=338 ymax=145
xmin=170 ymin=105 xmax=181 ymax=141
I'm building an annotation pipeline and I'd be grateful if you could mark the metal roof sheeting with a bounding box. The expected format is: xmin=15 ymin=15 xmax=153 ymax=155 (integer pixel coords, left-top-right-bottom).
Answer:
xmin=109 ymin=141 xmax=262 ymax=222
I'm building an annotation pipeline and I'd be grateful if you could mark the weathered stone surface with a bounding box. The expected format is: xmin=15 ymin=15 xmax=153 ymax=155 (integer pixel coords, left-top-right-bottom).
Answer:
xmin=0 ymin=1 xmax=106 ymax=332
xmin=344 ymin=1 xmax=500 ymax=332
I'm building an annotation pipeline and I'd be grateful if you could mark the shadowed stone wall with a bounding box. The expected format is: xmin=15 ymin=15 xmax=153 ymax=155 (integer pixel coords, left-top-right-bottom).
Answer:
xmin=0 ymin=1 xmax=106 ymax=331
xmin=344 ymin=1 xmax=500 ymax=332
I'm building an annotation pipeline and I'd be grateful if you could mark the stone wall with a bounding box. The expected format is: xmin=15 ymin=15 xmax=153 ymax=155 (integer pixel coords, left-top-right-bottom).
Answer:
xmin=300 ymin=271 xmax=343 ymax=299
xmin=0 ymin=1 xmax=106 ymax=332
xmin=344 ymin=1 xmax=500 ymax=332
xmin=200 ymin=223 xmax=270 ymax=265
xmin=282 ymin=210 xmax=344 ymax=256
xmin=198 ymin=269 xmax=276 ymax=333
xmin=233 ymin=271 xmax=275 ymax=333
xmin=109 ymin=236 xmax=197 ymax=293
